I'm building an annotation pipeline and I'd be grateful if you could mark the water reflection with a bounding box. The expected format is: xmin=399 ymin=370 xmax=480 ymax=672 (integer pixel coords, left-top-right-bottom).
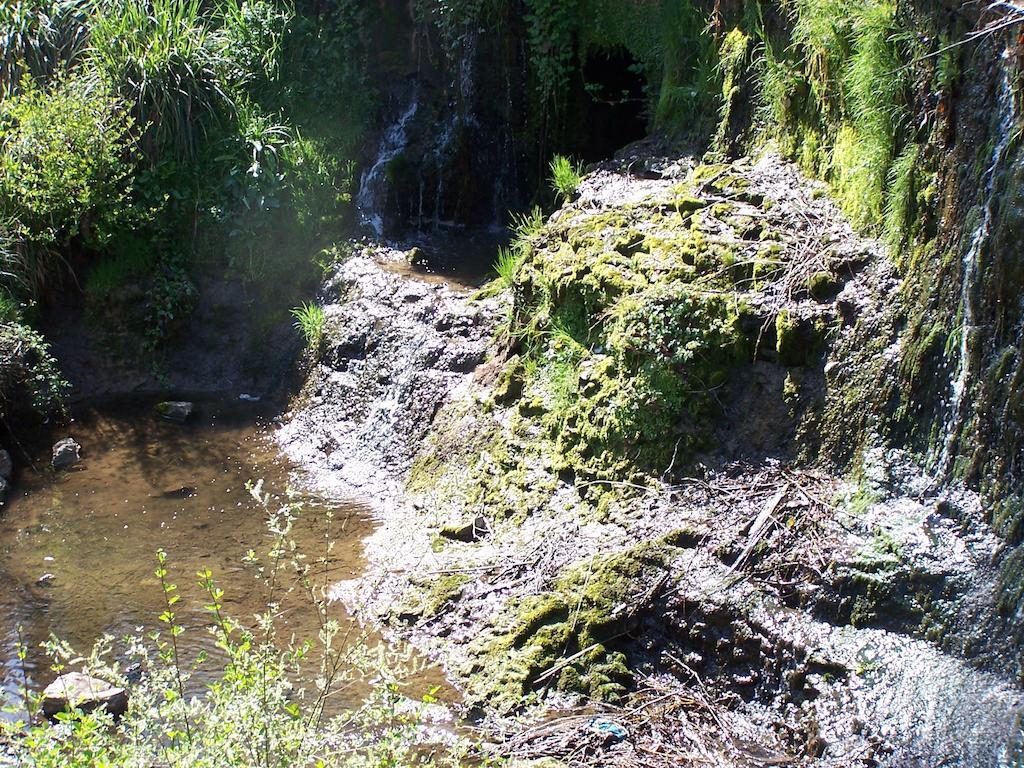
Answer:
xmin=0 ymin=397 xmax=451 ymax=713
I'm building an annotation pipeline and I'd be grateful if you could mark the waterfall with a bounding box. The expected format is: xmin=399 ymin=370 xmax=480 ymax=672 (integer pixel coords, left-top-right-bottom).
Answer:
xmin=939 ymin=52 xmax=1016 ymax=476
xmin=418 ymin=32 xmax=481 ymax=232
xmin=356 ymin=96 xmax=419 ymax=237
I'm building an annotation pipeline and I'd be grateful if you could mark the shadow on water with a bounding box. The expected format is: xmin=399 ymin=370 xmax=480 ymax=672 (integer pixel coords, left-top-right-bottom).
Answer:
xmin=0 ymin=396 xmax=453 ymax=714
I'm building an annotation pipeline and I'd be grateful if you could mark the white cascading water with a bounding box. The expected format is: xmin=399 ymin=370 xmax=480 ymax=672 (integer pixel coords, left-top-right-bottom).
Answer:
xmin=939 ymin=51 xmax=1016 ymax=475
xmin=356 ymin=97 xmax=419 ymax=237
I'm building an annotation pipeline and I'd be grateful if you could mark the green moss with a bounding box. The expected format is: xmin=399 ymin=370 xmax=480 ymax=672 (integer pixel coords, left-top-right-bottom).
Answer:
xmin=807 ymin=270 xmax=838 ymax=300
xmin=712 ymin=27 xmax=752 ymax=158
xmin=464 ymin=541 xmax=674 ymax=711
xmin=775 ymin=309 xmax=820 ymax=367
xmin=497 ymin=174 xmax=762 ymax=481
xmin=783 ymin=372 xmax=800 ymax=405
xmin=673 ymin=195 xmax=708 ymax=216
xmin=493 ymin=355 xmax=526 ymax=404
xmin=418 ymin=573 xmax=471 ymax=618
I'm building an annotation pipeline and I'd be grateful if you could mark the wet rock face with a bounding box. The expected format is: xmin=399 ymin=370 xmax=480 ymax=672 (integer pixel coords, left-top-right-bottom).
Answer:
xmin=278 ymin=248 xmax=498 ymax=499
xmin=361 ymin=4 xmax=527 ymax=237
xmin=0 ymin=449 xmax=10 ymax=505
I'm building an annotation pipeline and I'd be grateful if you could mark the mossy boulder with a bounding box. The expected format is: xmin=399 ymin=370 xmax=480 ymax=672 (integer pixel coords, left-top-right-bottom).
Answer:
xmin=463 ymin=542 xmax=675 ymax=712
xmin=807 ymin=270 xmax=840 ymax=301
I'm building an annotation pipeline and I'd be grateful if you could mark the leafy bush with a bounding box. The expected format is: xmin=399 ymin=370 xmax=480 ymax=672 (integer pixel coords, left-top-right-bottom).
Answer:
xmin=0 ymin=72 xmax=140 ymax=296
xmin=143 ymin=257 xmax=197 ymax=350
xmin=218 ymin=0 xmax=291 ymax=89
xmin=282 ymin=132 xmax=356 ymax=236
xmin=213 ymin=99 xmax=291 ymax=279
xmin=0 ymin=320 xmax=69 ymax=419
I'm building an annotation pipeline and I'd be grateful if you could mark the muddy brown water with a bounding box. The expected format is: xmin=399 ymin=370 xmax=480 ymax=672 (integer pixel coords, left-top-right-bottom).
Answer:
xmin=0 ymin=397 xmax=453 ymax=713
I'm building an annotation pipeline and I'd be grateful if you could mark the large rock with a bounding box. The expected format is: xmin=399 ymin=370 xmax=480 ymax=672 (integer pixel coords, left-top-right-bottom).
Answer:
xmin=0 ymin=449 xmax=12 ymax=480
xmin=41 ymin=673 xmax=127 ymax=719
xmin=440 ymin=515 xmax=491 ymax=543
xmin=0 ymin=476 xmax=7 ymax=505
xmin=51 ymin=438 xmax=81 ymax=469
xmin=155 ymin=401 xmax=194 ymax=423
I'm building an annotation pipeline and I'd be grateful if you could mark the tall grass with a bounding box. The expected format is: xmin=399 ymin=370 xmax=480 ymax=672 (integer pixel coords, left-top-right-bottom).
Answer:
xmin=87 ymin=0 xmax=232 ymax=161
xmin=494 ymin=245 xmax=524 ymax=284
xmin=0 ymin=0 xmax=92 ymax=95
xmin=510 ymin=205 xmax=545 ymax=241
xmin=291 ymin=301 xmax=326 ymax=352
xmin=754 ymin=0 xmax=915 ymax=231
xmin=834 ymin=1 xmax=910 ymax=226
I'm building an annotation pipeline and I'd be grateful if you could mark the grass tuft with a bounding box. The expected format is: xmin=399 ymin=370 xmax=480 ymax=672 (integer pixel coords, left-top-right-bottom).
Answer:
xmin=549 ymin=154 xmax=583 ymax=202
xmin=291 ymin=301 xmax=326 ymax=352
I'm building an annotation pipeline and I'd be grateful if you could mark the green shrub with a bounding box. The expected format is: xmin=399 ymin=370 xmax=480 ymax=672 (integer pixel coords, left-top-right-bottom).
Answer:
xmin=549 ymin=154 xmax=583 ymax=202
xmin=0 ymin=320 xmax=69 ymax=418
xmin=281 ymin=132 xmax=354 ymax=236
xmin=218 ymin=0 xmax=291 ymax=89
xmin=144 ymin=257 xmax=197 ymax=350
xmin=214 ymin=99 xmax=291 ymax=279
xmin=0 ymin=73 xmax=140 ymax=296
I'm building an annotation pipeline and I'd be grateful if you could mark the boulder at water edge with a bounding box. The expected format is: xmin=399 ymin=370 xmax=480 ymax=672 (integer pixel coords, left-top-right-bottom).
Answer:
xmin=155 ymin=401 xmax=194 ymax=423
xmin=41 ymin=673 xmax=128 ymax=719
xmin=0 ymin=449 xmax=12 ymax=480
xmin=51 ymin=438 xmax=81 ymax=469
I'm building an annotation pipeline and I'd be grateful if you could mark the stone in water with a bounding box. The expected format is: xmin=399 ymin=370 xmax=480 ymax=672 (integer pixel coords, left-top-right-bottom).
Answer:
xmin=41 ymin=673 xmax=128 ymax=719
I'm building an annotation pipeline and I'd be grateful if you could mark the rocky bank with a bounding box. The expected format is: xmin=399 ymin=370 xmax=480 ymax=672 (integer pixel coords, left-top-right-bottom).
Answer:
xmin=282 ymin=145 xmax=1024 ymax=767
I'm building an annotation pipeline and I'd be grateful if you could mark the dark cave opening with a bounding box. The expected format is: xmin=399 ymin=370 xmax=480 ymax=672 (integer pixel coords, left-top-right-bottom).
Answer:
xmin=572 ymin=47 xmax=650 ymax=163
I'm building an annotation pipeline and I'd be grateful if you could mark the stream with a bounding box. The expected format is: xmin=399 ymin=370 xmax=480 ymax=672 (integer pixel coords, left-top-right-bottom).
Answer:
xmin=0 ymin=396 xmax=453 ymax=713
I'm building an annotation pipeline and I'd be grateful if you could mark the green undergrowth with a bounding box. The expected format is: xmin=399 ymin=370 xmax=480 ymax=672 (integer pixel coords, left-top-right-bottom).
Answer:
xmin=0 ymin=317 xmax=69 ymax=422
xmin=462 ymin=539 xmax=680 ymax=712
xmin=0 ymin=0 xmax=372 ymax=412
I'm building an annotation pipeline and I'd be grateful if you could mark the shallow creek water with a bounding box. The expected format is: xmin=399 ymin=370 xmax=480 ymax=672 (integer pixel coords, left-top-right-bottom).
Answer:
xmin=0 ymin=396 xmax=453 ymax=712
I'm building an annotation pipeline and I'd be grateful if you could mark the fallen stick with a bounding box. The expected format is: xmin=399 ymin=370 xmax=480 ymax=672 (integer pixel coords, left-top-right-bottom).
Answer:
xmin=728 ymin=484 xmax=788 ymax=575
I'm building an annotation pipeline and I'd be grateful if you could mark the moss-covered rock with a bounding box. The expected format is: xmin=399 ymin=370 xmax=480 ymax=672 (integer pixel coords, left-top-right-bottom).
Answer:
xmin=463 ymin=542 xmax=675 ymax=712
xmin=493 ymin=170 xmax=779 ymax=481
xmin=807 ymin=271 xmax=839 ymax=301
